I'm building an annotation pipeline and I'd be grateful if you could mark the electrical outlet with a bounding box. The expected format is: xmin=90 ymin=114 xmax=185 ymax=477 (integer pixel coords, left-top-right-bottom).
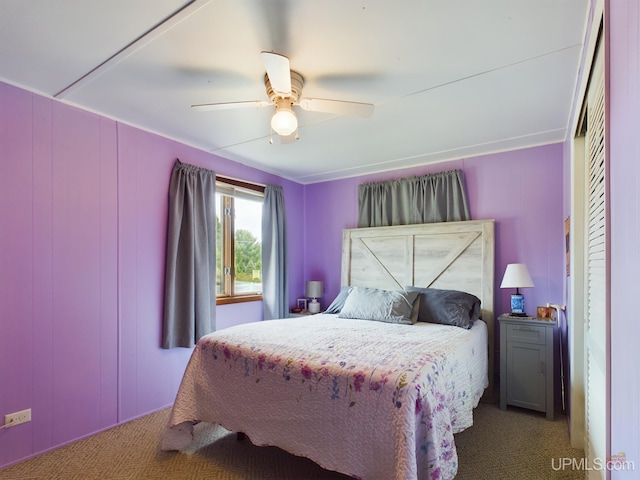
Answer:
xmin=4 ymin=408 xmax=31 ymax=428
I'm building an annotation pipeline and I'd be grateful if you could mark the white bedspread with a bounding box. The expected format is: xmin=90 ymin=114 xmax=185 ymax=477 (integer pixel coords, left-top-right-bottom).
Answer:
xmin=162 ymin=315 xmax=488 ymax=480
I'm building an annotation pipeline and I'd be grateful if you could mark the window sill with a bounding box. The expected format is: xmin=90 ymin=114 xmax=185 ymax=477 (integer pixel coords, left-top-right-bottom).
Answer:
xmin=217 ymin=294 xmax=262 ymax=306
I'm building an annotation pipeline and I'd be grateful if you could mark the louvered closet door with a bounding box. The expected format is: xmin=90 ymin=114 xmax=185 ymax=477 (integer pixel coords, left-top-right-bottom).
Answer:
xmin=584 ymin=38 xmax=608 ymax=479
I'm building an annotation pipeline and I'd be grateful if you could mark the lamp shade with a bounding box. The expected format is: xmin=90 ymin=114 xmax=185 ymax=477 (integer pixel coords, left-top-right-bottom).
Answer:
xmin=306 ymin=281 xmax=323 ymax=299
xmin=500 ymin=263 xmax=534 ymax=289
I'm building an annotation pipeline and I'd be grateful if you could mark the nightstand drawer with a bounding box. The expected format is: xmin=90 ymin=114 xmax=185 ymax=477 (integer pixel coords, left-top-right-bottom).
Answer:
xmin=506 ymin=323 xmax=547 ymax=345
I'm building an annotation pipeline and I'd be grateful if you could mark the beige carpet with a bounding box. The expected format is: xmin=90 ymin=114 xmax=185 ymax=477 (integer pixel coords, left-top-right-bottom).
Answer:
xmin=0 ymin=402 xmax=584 ymax=480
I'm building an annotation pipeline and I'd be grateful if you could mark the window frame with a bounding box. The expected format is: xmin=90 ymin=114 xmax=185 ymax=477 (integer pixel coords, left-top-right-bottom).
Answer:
xmin=215 ymin=176 xmax=265 ymax=306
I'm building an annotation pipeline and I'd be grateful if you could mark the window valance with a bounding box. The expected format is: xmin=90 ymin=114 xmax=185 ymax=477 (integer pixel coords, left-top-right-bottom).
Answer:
xmin=358 ymin=169 xmax=470 ymax=228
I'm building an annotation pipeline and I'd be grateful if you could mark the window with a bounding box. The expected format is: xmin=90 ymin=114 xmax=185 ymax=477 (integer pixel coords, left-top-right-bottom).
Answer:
xmin=215 ymin=177 xmax=264 ymax=304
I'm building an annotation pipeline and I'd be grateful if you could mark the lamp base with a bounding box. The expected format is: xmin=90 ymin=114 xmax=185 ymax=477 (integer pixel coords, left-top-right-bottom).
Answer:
xmin=308 ymin=299 xmax=320 ymax=314
xmin=510 ymin=293 xmax=527 ymax=316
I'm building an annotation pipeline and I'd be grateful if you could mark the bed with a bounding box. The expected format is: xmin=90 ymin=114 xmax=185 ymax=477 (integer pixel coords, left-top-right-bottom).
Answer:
xmin=162 ymin=220 xmax=495 ymax=480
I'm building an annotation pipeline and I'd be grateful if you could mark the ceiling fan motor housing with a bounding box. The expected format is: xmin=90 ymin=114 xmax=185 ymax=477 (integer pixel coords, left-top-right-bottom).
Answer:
xmin=265 ymin=71 xmax=304 ymax=104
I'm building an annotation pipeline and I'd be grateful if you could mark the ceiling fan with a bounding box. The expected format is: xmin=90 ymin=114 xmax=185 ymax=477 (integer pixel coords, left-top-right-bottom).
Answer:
xmin=191 ymin=52 xmax=375 ymax=141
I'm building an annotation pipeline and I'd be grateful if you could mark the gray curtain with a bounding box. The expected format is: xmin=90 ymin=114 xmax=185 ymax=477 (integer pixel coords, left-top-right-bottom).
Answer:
xmin=162 ymin=160 xmax=216 ymax=349
xmin=358 ymin=169 xmax=470 ymax=227
xmin=261 ymin=185 xmax=288 ymax=320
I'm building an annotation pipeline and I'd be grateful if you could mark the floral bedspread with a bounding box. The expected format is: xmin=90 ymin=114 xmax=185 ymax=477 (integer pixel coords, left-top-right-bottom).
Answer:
xmin=162 ymin=315 xmax=488 ymax=480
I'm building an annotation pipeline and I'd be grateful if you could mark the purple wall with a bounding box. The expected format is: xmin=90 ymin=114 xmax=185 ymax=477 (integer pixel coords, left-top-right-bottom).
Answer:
xmin=115 ymin=124 xmax=304 ymax=420
xmin=1 ymin=79 xmax=565 ymax=469
xmin=0 ymin=82 xmax=304 ymax=467
xmin=303 ymin=145 xmax=565 ymax=317
xmin=4 ymin=2 xmax=637 ymax=470
xmin=303 ymin=146 xmax=565 ymax=398
xmin=608 ymin=0 xmax=640 ymax=474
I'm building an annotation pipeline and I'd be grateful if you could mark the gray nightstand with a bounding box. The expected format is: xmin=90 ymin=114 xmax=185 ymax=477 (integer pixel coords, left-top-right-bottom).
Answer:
xmin=499 ymin=314 xmax=555 ymax=420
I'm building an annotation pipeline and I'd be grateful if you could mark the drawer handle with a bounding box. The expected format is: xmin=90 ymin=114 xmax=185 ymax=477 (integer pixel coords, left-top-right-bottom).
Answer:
xmin=515 ymin=327 xmax=537 ymax=332
xmin=540 ymin=361 xmax=545 ymax=375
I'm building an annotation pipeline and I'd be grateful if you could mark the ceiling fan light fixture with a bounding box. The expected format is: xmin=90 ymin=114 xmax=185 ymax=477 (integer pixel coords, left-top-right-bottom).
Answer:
xmin=271 ymin=98 xmax=298 ymax=136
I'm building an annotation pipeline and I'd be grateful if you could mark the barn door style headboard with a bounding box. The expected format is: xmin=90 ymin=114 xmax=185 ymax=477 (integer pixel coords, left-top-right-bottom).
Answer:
xmin=341 ymin=219 xmax=496 ymax=398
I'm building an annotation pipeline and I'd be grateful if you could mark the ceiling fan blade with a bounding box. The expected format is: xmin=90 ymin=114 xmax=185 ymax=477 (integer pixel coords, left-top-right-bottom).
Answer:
xmin=298 ymin=98 xmax=374 ymax=118
xmin=261 ymin=51 xmax=291 ymax=95
xmin=191 ymin=100 xmax=270 ymax=111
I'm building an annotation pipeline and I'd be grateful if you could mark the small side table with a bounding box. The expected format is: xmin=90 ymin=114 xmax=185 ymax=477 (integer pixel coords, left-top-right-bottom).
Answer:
xmin=499 ymin=314 xmax=555 ymax=420
xmin=288 ymin=310 xmax=315 ymax=318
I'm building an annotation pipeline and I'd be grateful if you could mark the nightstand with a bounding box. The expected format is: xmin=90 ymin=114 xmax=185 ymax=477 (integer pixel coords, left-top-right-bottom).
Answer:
xmin=499 ymin=314 xmax=555 ymax=420
xmin=288 ymin=310 xmax=315 ymax=318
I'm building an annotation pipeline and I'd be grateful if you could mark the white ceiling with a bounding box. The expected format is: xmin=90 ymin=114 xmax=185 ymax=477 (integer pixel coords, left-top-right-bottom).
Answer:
xmin=0 ymin=0 xmax=589 ymax=184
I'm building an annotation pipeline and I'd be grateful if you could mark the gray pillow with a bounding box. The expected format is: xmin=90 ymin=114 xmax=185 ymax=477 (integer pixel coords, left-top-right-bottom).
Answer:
xmin=405 ymin=286 xmax=481 ymax=329
xmin=324 ymin=286 xmax=352 ymax=314
xmin=338 ymin=287 xmax=420 ymax=325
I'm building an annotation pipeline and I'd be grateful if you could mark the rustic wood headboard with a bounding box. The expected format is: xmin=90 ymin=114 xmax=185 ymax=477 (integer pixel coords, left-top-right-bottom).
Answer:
xmin=341 ymin=219 xmax=496 ymax=397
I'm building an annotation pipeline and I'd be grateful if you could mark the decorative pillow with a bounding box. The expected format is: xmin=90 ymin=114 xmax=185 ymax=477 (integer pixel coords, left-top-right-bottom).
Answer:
xmin=323 ymin=286 xmax=352 ymax=314
xmin=404 ymin=286 xmax=481 ymax=329
xmin=338 ymin=287 xmax=421 ymax=325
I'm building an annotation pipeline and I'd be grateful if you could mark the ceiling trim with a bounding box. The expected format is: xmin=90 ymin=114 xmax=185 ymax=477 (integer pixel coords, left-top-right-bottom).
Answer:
xmin=294 ymin=129 xmax=567 ymax=184
xmin=54 ymin=0 xmax=211 ymax=99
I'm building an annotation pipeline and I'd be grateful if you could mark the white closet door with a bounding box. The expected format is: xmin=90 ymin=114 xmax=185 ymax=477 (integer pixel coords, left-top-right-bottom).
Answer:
xmin=584 ymin=38 xmax=608 ymax=479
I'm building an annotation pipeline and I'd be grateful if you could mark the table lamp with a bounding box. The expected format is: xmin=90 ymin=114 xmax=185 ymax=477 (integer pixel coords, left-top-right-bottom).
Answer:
xmin=500 ymin=263 xmax=534 ymax=316
xmin=306 ymin=281 xmax=323 ymax=314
